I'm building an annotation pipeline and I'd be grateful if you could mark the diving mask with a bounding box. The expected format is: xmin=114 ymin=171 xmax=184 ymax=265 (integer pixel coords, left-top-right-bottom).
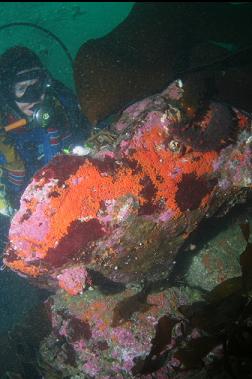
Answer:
xmin=12 ymin=69 xmax=51 ymax=103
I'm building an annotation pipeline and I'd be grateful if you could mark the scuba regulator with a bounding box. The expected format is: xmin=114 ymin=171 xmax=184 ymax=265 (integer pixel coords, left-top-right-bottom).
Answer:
xmin=3 ymin=88 xmax=56 ymax=132
xmin=31 ymin=83 xmax=56 ymax=130
xmin=3 ymin=97 xmax=55 ymax=132
xmin=32 ymin=102 xmax=54 ymax=129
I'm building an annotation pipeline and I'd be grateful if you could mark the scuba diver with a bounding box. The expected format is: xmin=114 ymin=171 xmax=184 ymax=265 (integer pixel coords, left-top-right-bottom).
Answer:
xmin=0 ymin=46 xmax=91 ymax=214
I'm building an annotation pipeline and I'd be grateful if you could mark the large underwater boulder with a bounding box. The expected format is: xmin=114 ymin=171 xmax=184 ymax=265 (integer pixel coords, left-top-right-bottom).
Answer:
xmin=3 ymin=79 xmax=251 ymax=294
xmin=2 ymin=78 xmax=252 ymax=378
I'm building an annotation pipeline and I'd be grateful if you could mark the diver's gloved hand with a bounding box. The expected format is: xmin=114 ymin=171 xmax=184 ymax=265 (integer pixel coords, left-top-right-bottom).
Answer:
xmin=85 ymin=128 xmax=118 ymax=150
xmin=62 ymin=128 xmax=119 ymax=157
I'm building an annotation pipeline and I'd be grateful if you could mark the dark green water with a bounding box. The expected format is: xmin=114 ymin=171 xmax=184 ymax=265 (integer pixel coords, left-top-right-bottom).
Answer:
xmin=0 ymin=2 xmax=134 ymax=89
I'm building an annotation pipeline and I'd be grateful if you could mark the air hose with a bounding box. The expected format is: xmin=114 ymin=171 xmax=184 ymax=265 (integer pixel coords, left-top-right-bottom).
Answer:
xmin=0 ymin=22 xmax=73 ymax=68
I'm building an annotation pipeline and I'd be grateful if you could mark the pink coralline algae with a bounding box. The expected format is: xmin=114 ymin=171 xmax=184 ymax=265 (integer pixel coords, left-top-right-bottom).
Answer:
xmin=56 ymin=265 xmax=90 ymax=296
xmin=38 ymin=285 xmax=194 ymax=378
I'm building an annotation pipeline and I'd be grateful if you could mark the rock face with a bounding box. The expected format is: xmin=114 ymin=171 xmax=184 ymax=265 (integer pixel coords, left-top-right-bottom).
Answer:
xmin=2 ymin=80 xmax=252 ymax=378
xmin=38 ymin=285 xmax=202 ymax=379
xmin=2 ymin=212 xmax=251 ymax=378
xmin=3 ymin=80 xmax=251 ymax=294
xmin=74 ymin=2 xmax=252 ymax=125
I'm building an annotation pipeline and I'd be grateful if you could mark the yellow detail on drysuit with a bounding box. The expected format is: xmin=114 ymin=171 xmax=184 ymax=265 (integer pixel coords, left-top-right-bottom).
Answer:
xmin=0 ymin=168 xmax=13 ymax=217
xmin=0 ymin=135 xmax=25 ymax=172
xmin=0 ymin=133 xmax=25 ymax=216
